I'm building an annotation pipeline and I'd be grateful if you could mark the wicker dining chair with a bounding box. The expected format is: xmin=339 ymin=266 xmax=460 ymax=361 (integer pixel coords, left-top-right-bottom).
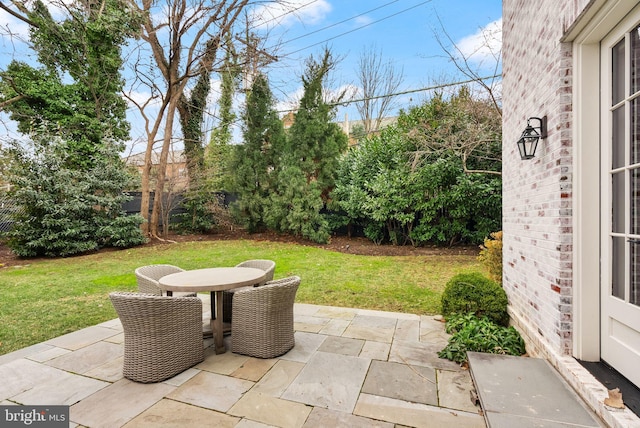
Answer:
xmin=135 ymin=264 xmax=197 ymax=297
xmin=230 ymin=275 xmax=300 ymax=358
xmin=109 ymin=292 xmax=205 ymax=383
xmin=222 ymin=259 xmax=276 ymax=324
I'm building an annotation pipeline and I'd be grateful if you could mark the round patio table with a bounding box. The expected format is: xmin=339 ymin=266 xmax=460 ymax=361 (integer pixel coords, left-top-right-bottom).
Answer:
xmin=159 ymin=267 xmax=267 ymax=354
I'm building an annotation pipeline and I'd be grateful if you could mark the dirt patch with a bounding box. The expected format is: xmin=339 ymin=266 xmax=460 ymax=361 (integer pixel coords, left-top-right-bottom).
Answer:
xmin=0 ymin=229 xmax=479 ymax=268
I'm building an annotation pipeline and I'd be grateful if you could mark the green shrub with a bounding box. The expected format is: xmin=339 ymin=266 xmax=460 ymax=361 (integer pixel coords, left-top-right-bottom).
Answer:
xmin=441 ymin=272 xmax=509 ymax=326
xmin=478 ymin=231 xmax=502 ymax=283
xmin=5 ymin=137 xmax=146 ymax=257
xmin=438 ymin=313 xmax=526 ymax=364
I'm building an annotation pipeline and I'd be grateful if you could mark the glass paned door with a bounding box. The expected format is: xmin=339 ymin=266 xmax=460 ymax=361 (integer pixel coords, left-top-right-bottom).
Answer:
xmin=601 ymin=17 xmax=640 ymax=389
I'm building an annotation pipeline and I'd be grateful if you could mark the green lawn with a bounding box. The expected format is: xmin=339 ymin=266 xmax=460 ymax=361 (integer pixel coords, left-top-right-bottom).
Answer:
xmin=0 ymin=238 xmax=482 ymax=355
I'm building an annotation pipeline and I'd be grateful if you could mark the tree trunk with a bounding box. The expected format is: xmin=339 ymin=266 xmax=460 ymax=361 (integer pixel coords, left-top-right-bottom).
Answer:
xmin=139 ymin=149 xmax=152 ymax=235
xmin=150 ymin=96 xmax=179 ymax=236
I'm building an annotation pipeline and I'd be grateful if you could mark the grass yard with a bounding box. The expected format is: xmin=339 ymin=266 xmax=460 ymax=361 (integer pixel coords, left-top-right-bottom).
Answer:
xmin=0 ymin=238 xmax=482 ymax=355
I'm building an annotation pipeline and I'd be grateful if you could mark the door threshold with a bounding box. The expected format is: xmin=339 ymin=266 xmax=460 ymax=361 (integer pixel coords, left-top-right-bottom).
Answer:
xmin=578 ymin=359 xmax=640 ymax=418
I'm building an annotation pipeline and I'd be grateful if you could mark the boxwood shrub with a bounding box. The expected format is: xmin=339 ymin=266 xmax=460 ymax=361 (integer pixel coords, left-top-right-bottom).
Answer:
xmin=441 ymin=272 xmax=509 ymax=326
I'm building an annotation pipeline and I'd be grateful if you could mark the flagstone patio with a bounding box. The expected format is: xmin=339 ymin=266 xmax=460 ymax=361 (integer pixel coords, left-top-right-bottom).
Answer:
xmin=0 ymin=295 xmax=488 ymax=428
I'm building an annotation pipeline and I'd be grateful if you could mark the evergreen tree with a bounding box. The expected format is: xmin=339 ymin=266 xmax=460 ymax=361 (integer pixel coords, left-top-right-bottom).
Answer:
xmin=265 ymin=49 xmax=348 ymax=243
xmin=5 ymin=136 xmax=146 ymax=257
xmin=231 ymin=73 xmax=286 ymax=232
xmin=0 ymin=0 xmax=147 ymax=255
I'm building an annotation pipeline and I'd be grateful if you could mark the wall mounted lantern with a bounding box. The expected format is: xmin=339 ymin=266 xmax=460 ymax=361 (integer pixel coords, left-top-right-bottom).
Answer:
xmin=517 ymin=116 xmax=547 ymax=160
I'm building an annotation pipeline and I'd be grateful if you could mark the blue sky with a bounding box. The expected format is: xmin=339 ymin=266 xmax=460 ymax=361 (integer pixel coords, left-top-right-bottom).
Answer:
xmin=0 ymin=0 xmax=502 ymax=151
xmin=252 ymin=0 xmax=502 ymax=121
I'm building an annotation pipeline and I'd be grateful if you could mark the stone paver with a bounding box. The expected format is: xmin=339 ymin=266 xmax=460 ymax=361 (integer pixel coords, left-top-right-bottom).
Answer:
xmin=361 ymin=360 xmax=437 ymax=406
xmin=45 ymin=341 xmax=122 ymax=374
xmin=293 ymin=315 xmax=329 ymax=333
xmin=354 ymin=393 xmax=486 ymax=428
xmin=0 ymin=303 xmax=611 ymax=428
xmin=70 ymin=378 xmax=175 ymax=428
xmin=468 ymin=352 xmax=603 ymax=428
xmin=359 ymin=340 xmax=390 ymax=360
xmin=251 ymin=360 xmax=305 ymax=397
xmin=231 ymin=357 xmax=278 ymax=382
xmin=25 ymin=346 xmax=71 ymax=363
xmin=235 ymin=420 xmax=278 ymax=428
xmin=0 ymin=359 xmax=70 ymax=400
xmin=2 ymin=358 xmax=108 ymax=406
xmin=317 ymin=336 xmax=364 ymax=356
xmin=123 ymin=398 xmax=239 ymax=428
xmin=315 ymin=318 xmax=349 ymax=337
xmin=228 ymin=391 xmax=312 ymax=428
xmin=389 ymin=339 xmax=460 ymax=370
xmin=303 ymin=407 xmax=394 ymax=427
xmin=45 ymin=325 xmax=120 ymax=350
xmin=279 ymin=331 xmax=325 ymax=363
xmin=167 ymin=371 xmax=253 ymax=413
xmin=282 ymin=351 xmax=370 ymax=412
xmin=314 ymin=306 xmax=357 ymax=320
xmin=437 ymin=368 xmax=480 ymax=413
xmin=395 ymin=318 xmax=421 ymax=342
xmin=195 ymin=349 xmax=249 ymax=375
xmin=342 ymin=324 xmax=395 ymax=342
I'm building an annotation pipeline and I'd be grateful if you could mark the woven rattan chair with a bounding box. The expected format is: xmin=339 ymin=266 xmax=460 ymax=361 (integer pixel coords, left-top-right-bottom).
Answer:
xmin=135 ymin=264 xmax=197 ymax=297
xmin=230 ymin=275 xmax=300 ymax=358
xmin=222 ymin=259 xmax=276 ymax=323
xmin=109 ymin=292 xmax=205 ymax=383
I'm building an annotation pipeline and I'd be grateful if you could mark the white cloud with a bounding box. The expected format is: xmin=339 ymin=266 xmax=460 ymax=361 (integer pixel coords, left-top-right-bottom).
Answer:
xmin=124 ymin=89 xmax=157 ymax=109
xmin=456 ymin=18 xmax=502 ymax=66
xmin=251 ymin=0 xmax=332 ymax=29
xmin=0 ymin=14 xmax=30 ymax=42
xmin=354 ymin=15 xmax=373 ymax=27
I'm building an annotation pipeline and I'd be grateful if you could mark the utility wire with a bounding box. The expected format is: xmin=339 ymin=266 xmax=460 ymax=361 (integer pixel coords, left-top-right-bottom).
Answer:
xmin=142 ymin=73 xmax=502 ymax=147
xmin=283 ymin=0 xmax=432 ymax=57
xmin=276 ymin=74 xmax=501 ymax=113
xmin=247 ymin=0 xmax=320 ymax=31
xmin=266 ymin=0 xmax=401 ymax=50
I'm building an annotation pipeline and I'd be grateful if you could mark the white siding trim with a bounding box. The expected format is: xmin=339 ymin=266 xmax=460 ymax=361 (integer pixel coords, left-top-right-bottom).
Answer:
xmin=572 ymin=41 xmax=601 ymax=361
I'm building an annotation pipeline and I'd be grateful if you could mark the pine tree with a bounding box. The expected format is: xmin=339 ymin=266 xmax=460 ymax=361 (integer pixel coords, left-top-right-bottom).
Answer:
xmin=266 ymin=49 xmax=348 ymax=243
xmin=231 ymin=73 xmax=286 ymax=232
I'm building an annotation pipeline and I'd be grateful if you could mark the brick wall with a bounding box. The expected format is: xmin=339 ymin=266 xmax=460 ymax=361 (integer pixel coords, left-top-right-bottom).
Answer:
xmin=502 ymin=0 xmax=590 ymax=357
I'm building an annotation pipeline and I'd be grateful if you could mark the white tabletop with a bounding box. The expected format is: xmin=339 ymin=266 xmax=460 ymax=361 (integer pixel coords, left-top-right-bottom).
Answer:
xmin=158 ymin=267 xmax=267 ymax=292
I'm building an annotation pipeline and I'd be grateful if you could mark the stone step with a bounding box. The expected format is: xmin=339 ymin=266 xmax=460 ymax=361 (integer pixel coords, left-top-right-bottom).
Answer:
xmin=467 ymin=352 xmax=604 ymax=427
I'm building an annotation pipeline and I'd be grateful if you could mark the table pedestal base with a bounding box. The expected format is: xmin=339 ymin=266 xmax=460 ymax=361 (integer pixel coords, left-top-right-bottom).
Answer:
xmin=213 ymin=292 xmax=226 ymax=354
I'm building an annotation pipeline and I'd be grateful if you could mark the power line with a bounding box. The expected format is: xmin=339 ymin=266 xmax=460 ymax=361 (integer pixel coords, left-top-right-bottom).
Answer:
xmin=276 ymin=74 xmax=501 ymax=113
xmin=266 ymin=0 xmax=401 ymax=50
xmin=282 ymin=0 xmax=432 ymax=57
xmin=247 ymin=0 xmax=320 ymax=31
xmin=131 ymin=72 xmax=502 ymax=148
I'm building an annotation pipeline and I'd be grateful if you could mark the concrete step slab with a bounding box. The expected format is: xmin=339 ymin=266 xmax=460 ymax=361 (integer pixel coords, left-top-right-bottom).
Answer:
xmin=467 ymin=352 xmax=604 ymax=428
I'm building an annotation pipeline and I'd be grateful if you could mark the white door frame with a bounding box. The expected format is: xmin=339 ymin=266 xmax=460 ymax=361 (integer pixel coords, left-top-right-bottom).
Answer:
xmin=599 ymin=9 xmax=640 ymax=387
xmin=569 ymin=0 xmax=639 ymax=363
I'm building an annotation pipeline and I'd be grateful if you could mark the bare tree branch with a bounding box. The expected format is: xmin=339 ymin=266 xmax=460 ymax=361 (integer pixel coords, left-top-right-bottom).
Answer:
xmin=354 ymin=44 xmax=403 ymax=136
xmin=433 ymin=13 xmax=502 ymax=116
xmin=0 ymin=1 xmax=37 ymax=27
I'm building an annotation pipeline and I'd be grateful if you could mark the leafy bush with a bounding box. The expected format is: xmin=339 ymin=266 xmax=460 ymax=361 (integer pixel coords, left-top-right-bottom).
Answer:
xmin=4 ymin=137 xmax=146 ymax=257
xmin=478 ymin=231 xmax=502 ymax=283
xmin=438 ymin=313 xmax=526 ymax=364
xmin=441 ymin=272 xmax=509 ymax=326
xmin=330 ymin=89 xmax=502 ymax=247
xmin=175 ymin=191 xmax=218 ymax=234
